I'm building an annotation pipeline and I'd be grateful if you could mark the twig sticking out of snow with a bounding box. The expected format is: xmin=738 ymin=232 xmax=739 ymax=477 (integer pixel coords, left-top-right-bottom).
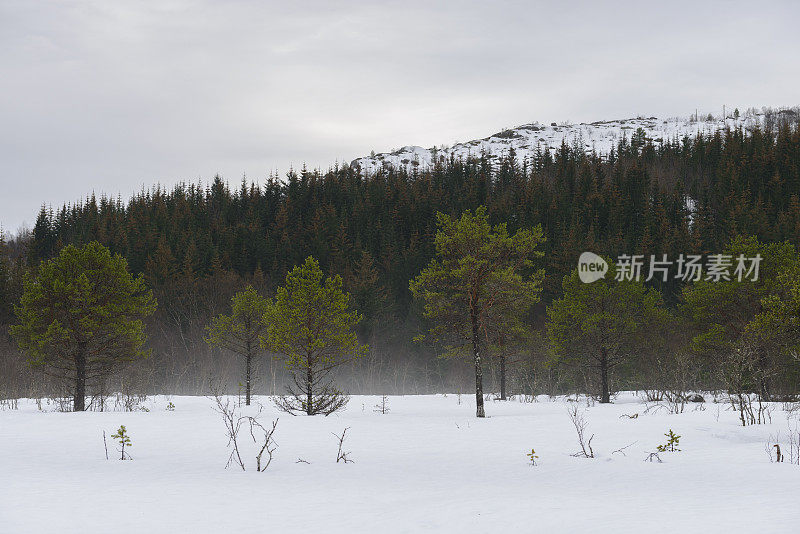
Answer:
xmin=212 ymin=390 xmax=278 ymax=472
xmin=611 ymin=441 xmax=638 ymax=456
xmin=213 ymin=394 xmax=247 ymax=470
xmin=333 ymin=427 xmax=354 ymax=463
xmin=374 ymin=395 xmax=389 ymax=414
xmin=251 ymin=418 xmax=279 ymax=472
xmin=567 ymin=406 xmax=594 ymax=458
xmin=644 ymin=452 xmax=663 ymax=463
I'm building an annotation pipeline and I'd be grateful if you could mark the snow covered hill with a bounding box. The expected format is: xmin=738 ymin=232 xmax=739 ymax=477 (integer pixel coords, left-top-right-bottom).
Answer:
xmin=351 ymin=108 xmax=797 ymax=175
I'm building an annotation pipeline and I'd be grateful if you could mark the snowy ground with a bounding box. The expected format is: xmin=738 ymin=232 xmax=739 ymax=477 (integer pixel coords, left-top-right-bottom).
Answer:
xmin=1 ymin=393 xmax=798 ymax=534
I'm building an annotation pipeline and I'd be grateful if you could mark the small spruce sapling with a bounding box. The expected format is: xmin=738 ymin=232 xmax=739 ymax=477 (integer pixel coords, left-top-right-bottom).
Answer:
xmin=527 ymin=448 xmax=539 ymax=466
xmin=111 ymin=425 xmax=132 ymax=460
xmin=656 ymin=429 xmax=681 ymax=452
xmin=166 ymin=401 xmax=175 ymax=411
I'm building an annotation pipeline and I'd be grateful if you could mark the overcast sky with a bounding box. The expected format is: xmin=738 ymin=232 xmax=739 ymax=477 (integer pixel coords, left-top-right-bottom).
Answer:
xmin=1 ymin=0 xmax=799 ymax=233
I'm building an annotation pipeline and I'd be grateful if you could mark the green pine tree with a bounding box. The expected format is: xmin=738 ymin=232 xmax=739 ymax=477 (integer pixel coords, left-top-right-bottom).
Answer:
xmin=262 ymin=257 xmax=367 ymax=415
xmin=206 ymin=286 xmax=271 ymax=405
xmin=410 ymin=207 xmax=545 ymax=417
xmin=547 ymin=259 xmax=664 ymax=403
xmin=11 ymin=242 xmax=157 ymax=411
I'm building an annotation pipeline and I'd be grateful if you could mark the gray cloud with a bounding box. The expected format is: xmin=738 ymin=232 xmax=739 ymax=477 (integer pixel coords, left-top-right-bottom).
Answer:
xmin=2 ymin=0 xmax=799 ymax=232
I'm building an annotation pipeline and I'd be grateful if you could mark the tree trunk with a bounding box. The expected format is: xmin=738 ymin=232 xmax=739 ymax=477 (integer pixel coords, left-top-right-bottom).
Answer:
xmin=244 ymin=339 xmax=253 ymax=406
xmin=74 ymin=351 xmax=86 ymax=412
xmin=306 ymin=363 xmax=313 ymax=416
xmin=499 ymin=352 xmax=507 ymax=401
xmin=759 ymin=378 xmax=770 ymax=403
xmin=270 ymin=357 xmax=276 ymax=396
xmin=245 ymin=351 xmax=252 ymax=406
xmin=472 ymin=310 xmax=485 ymax=418
xmin=599 ymin=347 xmax=610 ymax=404
xmin=757 ymin=350 xmax=771 ymax=402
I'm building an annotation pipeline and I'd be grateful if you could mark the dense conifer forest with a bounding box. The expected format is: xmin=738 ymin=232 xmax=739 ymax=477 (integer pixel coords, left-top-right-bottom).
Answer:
xmin=2 ymin=114 xmax=800 ymax=399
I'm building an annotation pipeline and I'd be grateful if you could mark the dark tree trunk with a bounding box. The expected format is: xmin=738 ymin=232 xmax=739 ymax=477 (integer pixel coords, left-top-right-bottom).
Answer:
xmin=756 ymin=351 xmax=771 ymax=401
xmin=245 ymin=352 xmax=252 ymax=406
xmin=245 ymin=338 xmax=252 ymax=406
xmin=472 ymin=309 xmax=485 ymax=418
xmin=599 ymin=347 xmax=610 ymax=404
xmin=74 ymin=351 xmax=86 ymax=412
xmin=499 ymin=353 xmax=507 ymax=401
xmin=306 ymin=363 xmax=313 ymax=416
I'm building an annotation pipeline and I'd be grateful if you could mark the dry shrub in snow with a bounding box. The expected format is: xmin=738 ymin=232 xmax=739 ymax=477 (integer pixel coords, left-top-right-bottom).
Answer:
xmin=213 ymin=393 xmax=278 ymax=472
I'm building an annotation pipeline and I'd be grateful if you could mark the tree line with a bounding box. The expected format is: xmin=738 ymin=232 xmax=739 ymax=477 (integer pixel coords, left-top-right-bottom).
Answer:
xmin=1 ymin=116 xmax=800 ymax=410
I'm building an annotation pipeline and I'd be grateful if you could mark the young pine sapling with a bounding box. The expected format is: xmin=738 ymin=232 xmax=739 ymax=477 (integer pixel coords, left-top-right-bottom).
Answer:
xmin=656 ymin=429 xmax=681 ymax=452
xmin=111 ymin=425 xmax=132 ymax=460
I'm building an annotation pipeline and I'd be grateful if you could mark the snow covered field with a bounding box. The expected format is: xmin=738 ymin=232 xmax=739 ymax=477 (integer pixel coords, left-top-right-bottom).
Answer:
xmin=2 ymin=393 xmax=798 ymax=534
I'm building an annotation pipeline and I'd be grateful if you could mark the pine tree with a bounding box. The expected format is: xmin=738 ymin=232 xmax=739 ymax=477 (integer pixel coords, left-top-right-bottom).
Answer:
xmin=205 ymin=286 xmax=271 ymax=405
xmin=547 ymin=259 xmax=663 ymax=403
xmin=410 ymin=207 xmax=544 ymax=417
xmin=111 ymin=425 xmax=133 ymax=460
xmin=263 ymin=257 xmax=367 ymax=415
xmin=12 ymin=242 xmax=157 ymax=411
